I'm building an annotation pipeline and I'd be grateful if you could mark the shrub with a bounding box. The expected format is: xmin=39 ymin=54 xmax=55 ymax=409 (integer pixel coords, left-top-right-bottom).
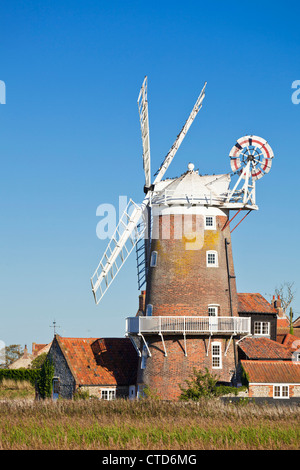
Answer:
xmin=179 ymin=368 xmax=247 ymax=400
xmin=36 ymin=357 xmax=54 ymax=399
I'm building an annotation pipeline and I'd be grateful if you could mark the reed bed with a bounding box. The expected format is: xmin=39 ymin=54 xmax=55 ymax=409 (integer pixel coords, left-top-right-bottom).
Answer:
xmin=0 ymin=399 xmax=298 ymax=450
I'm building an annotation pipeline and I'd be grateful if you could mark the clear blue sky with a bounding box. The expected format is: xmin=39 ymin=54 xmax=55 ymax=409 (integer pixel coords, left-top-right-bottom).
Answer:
xmin=0 ymin=0 xmax=299 ymax=349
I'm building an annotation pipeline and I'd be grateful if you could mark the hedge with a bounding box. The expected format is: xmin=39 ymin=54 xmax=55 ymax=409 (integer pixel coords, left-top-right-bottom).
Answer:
xmin=0 ymin=368 xmax=40 ymax=385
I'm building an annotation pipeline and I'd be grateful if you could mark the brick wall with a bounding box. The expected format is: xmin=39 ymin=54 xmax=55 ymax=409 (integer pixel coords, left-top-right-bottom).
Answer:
xmin=139 ymin=209 xmax=239 ymax=399
xmin=137 ymin=335 xmax=238 ymax=400
xmin=146 ymin=213 xmax=238 ymax=317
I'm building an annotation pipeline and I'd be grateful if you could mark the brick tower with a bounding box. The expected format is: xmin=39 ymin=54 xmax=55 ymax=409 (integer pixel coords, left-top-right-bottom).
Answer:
xmin=133 ymin=167 xmax=249 ymax=399
xmin=91 ymin=78 xmax=274 ymax=401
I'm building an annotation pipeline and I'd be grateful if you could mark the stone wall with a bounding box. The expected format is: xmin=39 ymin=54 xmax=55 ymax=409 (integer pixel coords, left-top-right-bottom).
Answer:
xmin=48 ymin=339 xmax=76 ymax=399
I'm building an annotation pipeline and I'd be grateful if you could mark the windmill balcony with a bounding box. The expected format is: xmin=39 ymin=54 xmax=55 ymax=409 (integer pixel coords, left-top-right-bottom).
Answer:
xmin=125 ymin=315 xmax=251 ymax=337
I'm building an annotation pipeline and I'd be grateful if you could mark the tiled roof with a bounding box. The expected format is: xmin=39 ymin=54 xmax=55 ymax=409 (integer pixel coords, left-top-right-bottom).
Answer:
xmin=277 ymin=328 xmax=300 ymax=339
xmin=293 ymin=316 xmax=300 ymax=328
xmin=281 ymin=333 xmax=300 ymax=351
xmin=238 ymin=293 xmax=276 ymax=314
xmin=56 ymin=336 xmax=138 ymax=386
xmin=238 ymin=337 xmax=292 ymax=360
xmin=277 ymin=317 xmax=290 ymax=328
xmin=241 ymin=360 xmax=300 ymax=384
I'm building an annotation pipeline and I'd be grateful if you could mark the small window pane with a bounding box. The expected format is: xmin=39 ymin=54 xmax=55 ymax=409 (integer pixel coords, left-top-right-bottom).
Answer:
xmin=146 ymin=304 xmax=153 ymax=316
xmin=208 ymin=306 xmax=217 ymax=316
xmin=150 ymin=251 xmax=158 ymax=267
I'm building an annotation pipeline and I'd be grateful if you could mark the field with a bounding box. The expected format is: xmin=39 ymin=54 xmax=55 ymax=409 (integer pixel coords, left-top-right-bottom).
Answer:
xmin=0 ymin=393 xmax=299 ymax=450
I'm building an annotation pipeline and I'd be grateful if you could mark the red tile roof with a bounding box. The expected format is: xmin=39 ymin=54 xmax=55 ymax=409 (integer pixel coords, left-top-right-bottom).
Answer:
xmin=281 ymin=333 xmax=300 ymax=351
xmin=277 ymin=317 xmax=290 ymax=328
xmin=238 ymin=337 xmax=292 ymax=360
xmin=241 ymin=360 xmax=300 ymax=384
xmin=277 ymin=328 xmax=300 ymax=339
xmin=238 ymin=293 xmax=276 ymax=314
xmin=293 ymin=316 xmax=300 ymax=328
xmin=56 ymin=336 xmax=138 ymax=386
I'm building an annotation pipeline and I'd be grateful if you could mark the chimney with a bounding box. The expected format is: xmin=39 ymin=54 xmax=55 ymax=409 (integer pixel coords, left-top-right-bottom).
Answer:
xmin=23 ymin=345 xmax=29 ymax=358
xmin=273 ymin=294 xmax=284 ymax=317
xmin=137 ymin=290 xmax=146 ymax=315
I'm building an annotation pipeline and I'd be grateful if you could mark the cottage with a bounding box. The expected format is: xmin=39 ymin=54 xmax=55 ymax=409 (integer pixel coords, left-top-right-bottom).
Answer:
xmin=237 ymin=293 xmax=277 ymax=340
xmin=9 ymin=342 xmax=52 ymax=369
xmin=241 ymin=360 xmax=300 ymax=403
xmin=48 ymin=335 xmax=138 ymax=400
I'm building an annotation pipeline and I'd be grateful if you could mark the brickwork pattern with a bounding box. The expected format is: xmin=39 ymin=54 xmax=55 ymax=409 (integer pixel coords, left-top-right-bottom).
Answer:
xmin=137 ymin=335 xmax=238 ymax=400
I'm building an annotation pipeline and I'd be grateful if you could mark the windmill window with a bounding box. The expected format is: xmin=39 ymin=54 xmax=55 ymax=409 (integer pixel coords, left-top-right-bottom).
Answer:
xmin=208 ymin=305 xmax=218 ymax=316
xmin=146 ymin=304 xmax=153 ymax=316
xmin=150 ymin=251 xmax=158 ymax=267
xmin=141 ymin=345 xmax=148 ymax=369
xmin=205 ymin=216 xmax=216 ymax=230
xmin=212 ymin=342 xmax=222 ymax=369
xmin=206 ymin=251 xmax=218 ymax=267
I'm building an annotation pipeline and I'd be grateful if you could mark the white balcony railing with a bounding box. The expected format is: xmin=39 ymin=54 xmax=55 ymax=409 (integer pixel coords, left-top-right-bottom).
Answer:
xmin=126 ymin=316 xmax=251 ymax=336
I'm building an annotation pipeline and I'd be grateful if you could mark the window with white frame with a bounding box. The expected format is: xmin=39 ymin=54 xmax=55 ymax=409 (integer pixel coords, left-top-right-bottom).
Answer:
xmin=146 ymin=304 xmax=153 ymax=316
xmin=212 ymin=342 xmax=222 ymax=369
xmin=150 ymin=251 xmax=158 ymax=267
xmin=206 ymin=250 xmax=218 ymax=267
xmin=205 ymin=216 xmax=216 ymax=230
xmin=101 ymin=389 xmax=116 ymax=400
xmin=254 ymin=321 xmax=270 ymax=336
xmin=273 ymin=385 xmax=289 ymax=399
xmin=208 ymin=305 xmax=218 ymax=316
xmin=141 ymin=345 xmax=148 ymax=369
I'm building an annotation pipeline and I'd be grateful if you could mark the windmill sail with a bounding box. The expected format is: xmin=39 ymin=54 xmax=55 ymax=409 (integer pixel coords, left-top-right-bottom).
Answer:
xmin=138 ymin=76 xmax=151 ymax=189
xmin=91 ymin=79 xmax=207 ymax=304
xmin=91 ymin=199 xmax=148 ymax=304
xmin=154 ymin=81 xmax=207 ymax=184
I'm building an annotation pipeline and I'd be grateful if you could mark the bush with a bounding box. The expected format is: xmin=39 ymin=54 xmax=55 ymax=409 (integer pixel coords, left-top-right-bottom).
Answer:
xmin=0 ymin=368 xmax=40 ymax=386
xmin=36 ymin=358 xmax=54 ymax=399
xmin=179 ymin=368 xmax=247 ymax=400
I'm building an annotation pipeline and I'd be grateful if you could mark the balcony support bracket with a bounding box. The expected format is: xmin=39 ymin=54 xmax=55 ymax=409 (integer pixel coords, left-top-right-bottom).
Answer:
xmin=139 ymin=333 xmax=152 ymax=357
xmin=206 ymin=334 xmax=212 ymax=357
xmin=224 ymin=335 xmax=233 ymax=356
xmin=159 ymin=333 xmax=167 ymax=357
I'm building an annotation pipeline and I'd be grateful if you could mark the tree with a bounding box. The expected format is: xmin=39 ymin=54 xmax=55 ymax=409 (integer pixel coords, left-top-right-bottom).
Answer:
xmin=2 ymin=345 xmax=24 ymax=368
xmin=30 ymin=352 xmax=47 ymax=370
xmin=275 ymin=281 xmax=296 ymax=316
xmin=179 ymin=367 xmax=219 ymax=400
xmin=289 ymin=307 xmax=294 ymax=335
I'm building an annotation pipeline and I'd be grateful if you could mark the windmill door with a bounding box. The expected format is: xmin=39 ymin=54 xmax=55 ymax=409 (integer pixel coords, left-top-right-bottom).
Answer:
xmin=208 ymin=306 xmax=218 ymax=332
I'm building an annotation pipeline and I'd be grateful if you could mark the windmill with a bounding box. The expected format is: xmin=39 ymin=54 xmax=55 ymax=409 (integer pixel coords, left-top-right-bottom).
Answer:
xmin=91 ymin=77 xmax=207 ymax=304
xmin=90 ymin=78 xmax=274 ymax=399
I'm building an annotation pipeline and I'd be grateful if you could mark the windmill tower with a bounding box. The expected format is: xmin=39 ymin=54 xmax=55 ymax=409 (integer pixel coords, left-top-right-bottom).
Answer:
xmin=91 ymin=78 xmax=274 ymax=399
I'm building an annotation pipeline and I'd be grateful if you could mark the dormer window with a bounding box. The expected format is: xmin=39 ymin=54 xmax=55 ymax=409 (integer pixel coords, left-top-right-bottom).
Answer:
xmin=254 ymin=321 xmax=270 ymax=336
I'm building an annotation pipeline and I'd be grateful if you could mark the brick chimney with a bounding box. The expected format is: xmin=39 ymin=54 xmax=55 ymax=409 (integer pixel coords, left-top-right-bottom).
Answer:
xmin=23 ymin=345 xmax=29 ymax=359
xmin=137 ymin=290 xmax=146 ymax=315
xmin=272 ymin=294 xmax=284 ymax=318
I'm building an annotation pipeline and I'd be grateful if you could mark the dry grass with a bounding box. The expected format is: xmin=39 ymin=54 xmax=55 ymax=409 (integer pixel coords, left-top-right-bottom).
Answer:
xmin=0 ymin=398 xmax=298 ymax=450
xmin=0 ymin=379 xmax=35 ymax=400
